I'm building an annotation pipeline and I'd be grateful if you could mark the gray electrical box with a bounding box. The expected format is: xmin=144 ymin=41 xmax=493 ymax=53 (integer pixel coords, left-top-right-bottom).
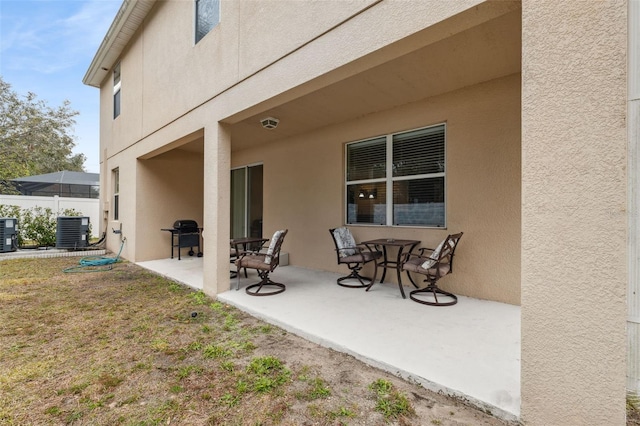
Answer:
xmin=0 ymin=218 xmax=18 ymax=253
xmin=56 ymin=216 xmax=90 ymax=249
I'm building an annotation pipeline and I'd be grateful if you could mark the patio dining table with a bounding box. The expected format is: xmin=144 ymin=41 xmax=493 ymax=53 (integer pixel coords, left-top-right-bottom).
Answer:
xmin=361 ymin=238 xmax=420 ymax=298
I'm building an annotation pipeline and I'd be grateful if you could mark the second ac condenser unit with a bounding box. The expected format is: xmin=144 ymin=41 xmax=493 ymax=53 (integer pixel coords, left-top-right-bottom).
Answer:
xmin=56 ymin=216 xmax=90 ymax=249
xmin=0 ymin=218 xmax=18 ymax=253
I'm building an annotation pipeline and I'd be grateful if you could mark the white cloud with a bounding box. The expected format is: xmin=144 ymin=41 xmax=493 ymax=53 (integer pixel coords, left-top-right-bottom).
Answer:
xmin=63 ymin=0 xmax=122 ymax=49
xmin=1 ymin=0 xmax=121 ymax=74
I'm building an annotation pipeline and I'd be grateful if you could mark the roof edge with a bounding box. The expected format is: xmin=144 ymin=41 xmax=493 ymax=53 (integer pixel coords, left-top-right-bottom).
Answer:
xmin=82 ymin=0 xmax=155 ymax=88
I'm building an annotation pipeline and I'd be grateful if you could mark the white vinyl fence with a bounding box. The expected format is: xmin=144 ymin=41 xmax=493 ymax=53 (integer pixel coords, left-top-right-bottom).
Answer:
xmin=0 ymin=195 xmax=100 ymax=237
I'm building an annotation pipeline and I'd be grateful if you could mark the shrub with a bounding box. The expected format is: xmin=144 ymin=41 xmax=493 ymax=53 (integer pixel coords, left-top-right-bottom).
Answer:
xmin=21 ymin=207 xmax=57 ymax=247
xmin=0 ymin=204 xmax=86 ymax=248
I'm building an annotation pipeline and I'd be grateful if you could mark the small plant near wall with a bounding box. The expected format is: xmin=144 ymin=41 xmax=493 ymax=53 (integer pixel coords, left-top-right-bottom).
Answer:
xmin=628 ymin=392 xmax=640 ymax=424
xmin=0 ymin=204 xmax=88 ymax=248
xmin=368 ymin=378 xmax=415 ymax=421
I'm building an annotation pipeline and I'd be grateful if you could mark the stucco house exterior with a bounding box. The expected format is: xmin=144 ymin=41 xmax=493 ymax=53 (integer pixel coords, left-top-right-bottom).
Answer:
xmin=84 ymin=0 xmax=637 ymax=424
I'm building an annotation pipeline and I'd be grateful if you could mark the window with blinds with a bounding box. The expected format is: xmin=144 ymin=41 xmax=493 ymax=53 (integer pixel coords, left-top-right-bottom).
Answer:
xmin=345 ymin=124 xmax=445 ymax=227
xmin=195 ymin=0 xmax=220 ymax=44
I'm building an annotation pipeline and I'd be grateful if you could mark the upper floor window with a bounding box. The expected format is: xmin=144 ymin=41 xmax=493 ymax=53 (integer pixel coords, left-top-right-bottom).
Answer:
xmin=345 ymin=124 xmax=446 ymax=227
xmin=113 ymin=63 xmax=121 ymax=119
xmin=195 ymin=0 xmax=220 ymax=43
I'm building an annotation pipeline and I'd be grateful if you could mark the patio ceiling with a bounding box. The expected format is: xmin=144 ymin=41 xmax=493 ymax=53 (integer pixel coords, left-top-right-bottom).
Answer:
xmin=229 ymin=8 xmax=521 ymax=151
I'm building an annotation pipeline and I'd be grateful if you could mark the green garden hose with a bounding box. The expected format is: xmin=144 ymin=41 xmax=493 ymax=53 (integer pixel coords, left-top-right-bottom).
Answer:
xmin=63 ymin=238 xmax=126 ymax=273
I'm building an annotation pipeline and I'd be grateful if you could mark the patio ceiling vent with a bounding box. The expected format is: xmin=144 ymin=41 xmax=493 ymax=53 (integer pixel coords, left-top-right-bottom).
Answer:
xmin=56 ymin=216 xmax=90 ymax=249
xmin=0 ymin=218 xmax=18 ymax=253
xmin=260 ymin=117 xmax=279 ymax=130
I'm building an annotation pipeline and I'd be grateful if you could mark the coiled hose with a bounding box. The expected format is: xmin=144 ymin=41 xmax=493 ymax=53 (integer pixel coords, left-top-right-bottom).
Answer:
xmin=63 ymin=238 xmax=126 ymax=273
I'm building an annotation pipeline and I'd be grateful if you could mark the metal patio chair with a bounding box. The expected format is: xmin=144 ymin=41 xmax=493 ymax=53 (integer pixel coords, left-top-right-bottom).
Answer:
xmin=401 ymin=232 xmax=463 ymax=306
xmin=230 ymin=237 xmax=269 ymax=279
xmin=329 ymin=227 xmax=382 ymax=288
xmin=235 ymin=229 xmax=288 ymax=296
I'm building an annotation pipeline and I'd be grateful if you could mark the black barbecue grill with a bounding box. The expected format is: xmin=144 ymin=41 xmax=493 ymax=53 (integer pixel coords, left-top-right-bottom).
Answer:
xmin=161 ymin=219 xmax=203 ymax=260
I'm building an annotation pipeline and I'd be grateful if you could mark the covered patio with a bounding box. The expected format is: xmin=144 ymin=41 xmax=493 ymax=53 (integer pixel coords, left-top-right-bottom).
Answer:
xmin=88 ymin=0 xmax=629 ymax=422
xmin=134 ymin=5 xmax=524 ymax=420
xmin=137 ymin=257 xmax=520 ymax=420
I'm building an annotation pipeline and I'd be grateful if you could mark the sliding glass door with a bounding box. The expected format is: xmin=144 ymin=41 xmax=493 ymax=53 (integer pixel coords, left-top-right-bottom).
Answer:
xmin=230 ymin=164 xmax=263 ymax=239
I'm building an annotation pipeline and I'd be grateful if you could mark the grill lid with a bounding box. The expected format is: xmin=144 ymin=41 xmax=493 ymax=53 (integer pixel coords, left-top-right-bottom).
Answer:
xmin=173 ymin=219 xmax=199 ymax=231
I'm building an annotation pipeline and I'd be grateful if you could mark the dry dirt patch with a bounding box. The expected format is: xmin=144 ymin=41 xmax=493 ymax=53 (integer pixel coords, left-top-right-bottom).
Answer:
xmin=0 ymin=257 xmax=515 ymax=425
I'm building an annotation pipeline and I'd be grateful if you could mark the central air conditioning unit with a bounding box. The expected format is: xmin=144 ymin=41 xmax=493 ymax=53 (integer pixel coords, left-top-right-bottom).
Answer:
xmin=0 ymin=218 xmax=18 ymax=253
xmin=56 ymin=216 xmax=90 ymax=249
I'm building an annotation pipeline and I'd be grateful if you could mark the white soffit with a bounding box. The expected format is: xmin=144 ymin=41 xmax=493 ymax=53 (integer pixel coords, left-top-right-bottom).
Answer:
xmin=83 ymin=0 xmax=156 ymax=88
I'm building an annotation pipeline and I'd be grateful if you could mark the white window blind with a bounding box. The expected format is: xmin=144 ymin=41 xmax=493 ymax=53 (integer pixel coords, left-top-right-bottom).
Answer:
xmin=345 ymin=124 xmax=445 ymax=227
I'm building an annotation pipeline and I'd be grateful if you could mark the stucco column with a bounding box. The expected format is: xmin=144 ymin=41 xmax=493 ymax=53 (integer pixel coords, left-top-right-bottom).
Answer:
xmin=628 ymin=0 xmax=640 ymax=391
xmin=202 ymin=123 xmax=231 ymax=297
xmin=521 ymin=1 xmax=627 ymax=424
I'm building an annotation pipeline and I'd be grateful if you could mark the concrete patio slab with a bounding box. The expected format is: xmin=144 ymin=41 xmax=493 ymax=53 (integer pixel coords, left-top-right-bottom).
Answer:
xmin=136 ymin=257 xmax=521 ymax=420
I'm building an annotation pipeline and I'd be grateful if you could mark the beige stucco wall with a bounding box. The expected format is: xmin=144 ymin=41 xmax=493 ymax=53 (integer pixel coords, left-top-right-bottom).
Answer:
xmin=521 ymin=1 xmax=627 ymax=424
xmin=232 ymin=73 xmax=521 ymax=305
xmin=97 ymin=0 xmax=500 ymax=155
xmin=136 ymin=149 xmax=204 ymax=262
xmin=88 ymin=0 xmax=635 ymax=423
xmin=96 ymin=0 xmax=514 ymax=263
xmin=99 ymin=33 xmax=144 ymax=158
xmin=103 ymin=0 xmax=383 ymax=138
xmin=629 ymin=0 xmax=640 ymax=392
xmin=104 ymin=155 xmax=135 ymax=260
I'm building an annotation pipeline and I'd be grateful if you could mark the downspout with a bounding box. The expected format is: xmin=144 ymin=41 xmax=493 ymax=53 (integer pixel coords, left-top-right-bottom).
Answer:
xmin=628 ymin=0 xmax=640 ymax=392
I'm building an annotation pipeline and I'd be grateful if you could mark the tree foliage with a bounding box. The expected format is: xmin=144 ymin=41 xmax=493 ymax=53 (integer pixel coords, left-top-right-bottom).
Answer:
xmin=0 ymin=76 xmax=85 ymax=193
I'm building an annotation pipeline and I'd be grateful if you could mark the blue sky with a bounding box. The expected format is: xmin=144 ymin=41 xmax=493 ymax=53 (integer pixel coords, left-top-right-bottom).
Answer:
xmin=0 ymin=0 xmax=122 ymax=173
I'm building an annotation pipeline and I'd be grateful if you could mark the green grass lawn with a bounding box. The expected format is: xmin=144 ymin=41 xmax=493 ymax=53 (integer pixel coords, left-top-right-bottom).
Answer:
xmin=0 ymin=257 xmax=514 ymax=426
